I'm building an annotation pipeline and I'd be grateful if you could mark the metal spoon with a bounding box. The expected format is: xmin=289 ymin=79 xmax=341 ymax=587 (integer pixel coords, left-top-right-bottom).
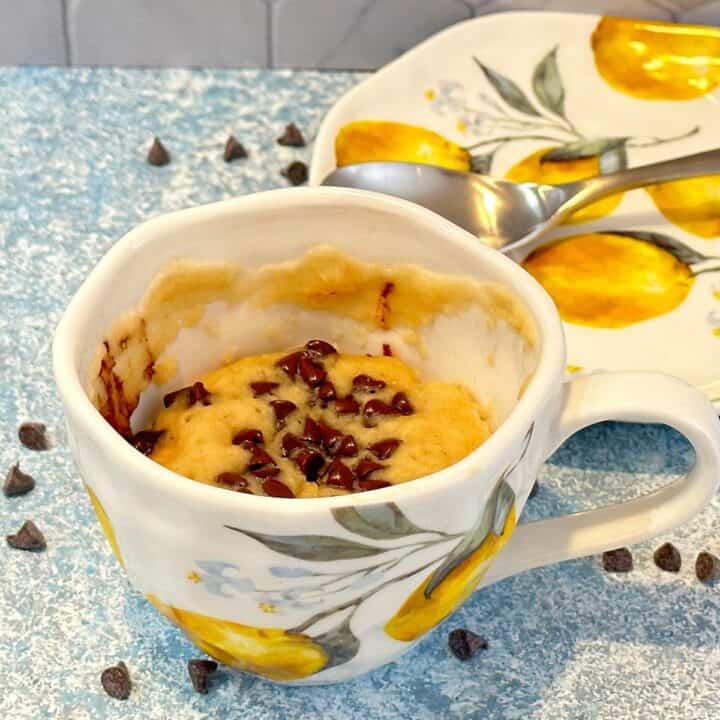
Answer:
xmin=322 ymin=148 xmax=720 ymax=259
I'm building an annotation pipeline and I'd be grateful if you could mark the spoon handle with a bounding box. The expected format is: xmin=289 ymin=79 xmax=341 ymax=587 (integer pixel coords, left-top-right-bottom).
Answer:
xmin=554 ymin=147 xmax=720 ymax=222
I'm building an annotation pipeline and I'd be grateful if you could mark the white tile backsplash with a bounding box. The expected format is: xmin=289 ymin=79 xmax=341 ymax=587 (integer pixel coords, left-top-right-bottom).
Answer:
xmin=2 ymin=0 xmax=720 ymax=67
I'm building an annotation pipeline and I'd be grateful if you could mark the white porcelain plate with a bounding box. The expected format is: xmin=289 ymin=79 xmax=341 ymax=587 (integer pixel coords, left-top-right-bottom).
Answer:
xmin=310 ymin=11 xmax=720 ymax=406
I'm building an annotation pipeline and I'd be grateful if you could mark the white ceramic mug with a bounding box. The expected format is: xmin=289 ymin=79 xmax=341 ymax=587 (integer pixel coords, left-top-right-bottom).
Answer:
xmin=53 ymin=188 xmax=720 ymax=685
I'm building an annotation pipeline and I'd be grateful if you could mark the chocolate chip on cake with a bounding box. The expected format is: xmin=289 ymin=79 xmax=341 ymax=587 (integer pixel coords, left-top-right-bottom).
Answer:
xmin=295 ymin=448 xmax=325 ymax=482
xmin=602 ymin=547 xmax=633 ymax=573
xmin=335 ymin=396 xmax=360 ymax=415
xmin=319 ymin=421 xmax=343 ymax=455
xmin=18 ymin=422 xmax=49 ymax=451
xmin=305 ymin=339 xmax=337 ymax=357
xmin=695 ymin=551 xmax=720 ymax=583
xmin=163 ymin=382 xmax=210 ymax=408
xmin=277 ymin=122 xmax=306 ymax=147
xmin=654 ymin=542 xmax=681 ymax=573
xmin=276 ymin=351 xmax=304 ymax=379
xmin=188 ymin=659 xmax=218 ymax=694
xmin=391 ymin=392 xmax=414 ymax=415
xmin=355 ymin=458 xmax=384 ymax=479
xmin=247 ymin=447 xmax=277 ymax=477
xmin=363 ymin=399 xmax=396 ymax=427
xmin=223 ymin=135 xmax=248 ymax=162
xmin=281 ymin=433 xmax=303 ymax=457
xmin=300 ymin=417 xmax=322 ymax=444
xmin=270 ymin=400 xmax=297 ymax=428
xmin=6 ymin=520 xmax=46 ymax=551
xmin=129 ymin=429 xmax=165 ymax=456
xmin=325 ymin=458 xmax=355 ymax=490
xmin=337 ymin=434 xmax=359 ymax=458
xmin=262 ymin=478 xmax=295 ymax=498
xmin=299 ymin=356 xmax=327 ymax=388
xmin=382 ymin=343 xmax=393 ymax=357
xmin=281 ymin=161 xmax=308 ymax=186
xmin=369 ymin=438 xmax=400 ymax=460
xmin=317 ymin=381 xmax=337 ymax=406
xmin=101 ymin=661 xmax=131 ymax=700
xmin=358 ymin=479 xmax=391 ymax=491
xmin=448 ymin=628 xmax=487 ymax=661
xmin=3 ymin=464 xmax=35 ymax=497
xmin=250 ymin=381 xmax=278 ymax=397
xmin=232 ymin=429 xmax=264 ymax=446
xmin=216 ymin=473 xmax=252 ymax=493
xmin=147 ymin=137 xmax=170 ymax=166
xmin=352 ymin=374 xmax=386 ymax=393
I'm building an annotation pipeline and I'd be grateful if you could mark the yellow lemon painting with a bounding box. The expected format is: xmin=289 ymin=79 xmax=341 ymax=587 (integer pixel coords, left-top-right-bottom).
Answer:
xmin=522 ymin=233 xmax=695 ymax=329
xmin=646 ymin=178 xmax=720 ymax=239
xmin=335 ymin=120 xmax=470 ymax=171
xmin=385 ymin=505 xmax=516 ymax=642
xmin=85 ymin=483 xmax=125 ymax=569
xmin=591 ymin=16 xmax=720 ymax=101
xmin=146 ymin=594 xmax=327 ymax=682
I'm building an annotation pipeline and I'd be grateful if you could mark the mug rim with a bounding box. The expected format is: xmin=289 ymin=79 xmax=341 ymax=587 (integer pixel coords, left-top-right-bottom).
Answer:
xmin=53 ymin=186 xmax=565 ymax=513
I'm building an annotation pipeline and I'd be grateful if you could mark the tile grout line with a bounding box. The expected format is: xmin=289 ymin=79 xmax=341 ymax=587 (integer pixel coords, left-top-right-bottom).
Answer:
xmin=266 ymin=0 xmax=273 ymax=69
xmin=60 ymin=0 xmax=73 ymax=66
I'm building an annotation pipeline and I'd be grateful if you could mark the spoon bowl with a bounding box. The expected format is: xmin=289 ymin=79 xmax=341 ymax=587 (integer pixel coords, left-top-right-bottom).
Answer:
xmin=322 ymin=149 xmax=720 ymax=259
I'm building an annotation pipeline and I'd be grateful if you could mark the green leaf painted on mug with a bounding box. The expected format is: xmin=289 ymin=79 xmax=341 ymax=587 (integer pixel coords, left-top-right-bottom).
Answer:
xmin=542 ymin=137 xmax=628 ymax=162
xmin=313 ymin=615 xmax=361 ymax=670
xmin=225 ymin=526 xmax=385 ymax=561
xmin=331 ymin=503 xmax=428 ymax=540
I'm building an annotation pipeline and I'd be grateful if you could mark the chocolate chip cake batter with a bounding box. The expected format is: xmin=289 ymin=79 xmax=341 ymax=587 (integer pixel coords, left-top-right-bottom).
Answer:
xmin=144 ymin=339 xmax=489 ymax=498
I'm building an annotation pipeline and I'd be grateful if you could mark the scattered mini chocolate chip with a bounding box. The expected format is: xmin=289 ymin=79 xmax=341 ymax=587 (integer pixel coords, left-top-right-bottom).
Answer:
xmin=247 ymin=446 xmax=276 ymax=471
xmin=695 ymin=551 xmax=720 ymax=583
xmin=223 ymin=135 xmax=247 ymax=162
xmin=369 ymin=438 xmax=400 ymax=460
xmin=281 ymin=161 xmax=308 ymax=186
xmin=276 ymin=351 xmax=304 ymax=379
xmin=654 ymin=542 xmax=681 ymax=573
xmin=164 ymin=382 xmax=211 ymax=408
xmin=358 ymin=479 xmax=392 ymax=491
xmin=18 ymin=422 xmax=49 ymax=451
xmin=317 ymin=381 xmax=337 ymax=405
xmin=250 ymin=464 xmax=281 ymax=479
xmin=602 ymin=547 xmax=633 ymax=573
xmin=301 ymin=417 xmax=322 ymax=444
xmin=319 ymin=422 xmax=343 ymax=455
xmin=271 ymin=400 xmax=297 ymax=428
xmin=325 ymin=459 xmax=355 ymax=490
xmin=101 ymin=661 xmax=131 ymax=700
xmin=129 ymin=429 xmax=165 ymax=456
xmin=250 ymin=381 xmax=279 ymax=397
xmin=281 ymin=433 xmax=303 ymax=457
xmin=3 ymin=464 xmax=35 ymax=497
xmin=363 ymin=399 xmax=396 ymax=426
xmin=216 ymin=472 xmax=251 ymax=493
xmin=382 ymin=343 xmax=393 ymax=356
xmin=448 ymin=629 xmax=487 ymax=661
xmin=6 ymin=520 xmax=46 ymax=551
xmin=355 ymin=458 xmax=384 ymax=479
xmin=262 ymin=478 xmax=295 ymax=498
xmin=299 ymin=356 xmax=326 ymax=388
xmin=147 ymin=137 xmax=170 ymax=166
xmin=337 ymin=434 xmax=359 ymax=458
xmin=305 ymin=340 xmax=337 ymax=357
xmin=335 ymin=396 xmax=360 ymax=415
xmin=188 ymin=659 xmax=218 ymax=694
xmin=528 ymin=481 xmax=539 ymax=499
xmin=391 ymin=392 xmax=414 ymax=415
xmin=277 ymin=122 xmax=306 ymax=147
xmin=352 ymin=374 xmax=386 ymax=393
xmin=233 ymin=429 xmax=264 ymax=446
xmin=295 ymin=448 xmax=325 ymax=482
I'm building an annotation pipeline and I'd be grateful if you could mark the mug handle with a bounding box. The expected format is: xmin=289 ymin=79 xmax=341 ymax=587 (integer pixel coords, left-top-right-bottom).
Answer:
xmin=481 ymin=371 xmax=720 ymax=587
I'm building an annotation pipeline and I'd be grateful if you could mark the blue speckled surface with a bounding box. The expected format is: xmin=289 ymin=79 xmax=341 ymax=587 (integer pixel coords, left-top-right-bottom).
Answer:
xmin=1 ymin=68 xmax=719 ymax=720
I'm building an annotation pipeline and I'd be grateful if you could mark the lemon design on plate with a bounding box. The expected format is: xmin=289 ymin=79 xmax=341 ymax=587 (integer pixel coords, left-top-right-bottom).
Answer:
xmin=522 ymin=232 xmax=696 ymax=328
xmin=505 ymin=146 xmax=623 ymax=224
xmin=146 ymin=594 xmax=327 ymax=681
xmin=591 ymin=16 xmax=720 ymax=101
xmin=646 ymin=177 xmax=720 ymax=239
xmin=85 ymin=483 xmax=125 ymax=569
xmin=335 ymin=120 xmax=470 ymax=171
